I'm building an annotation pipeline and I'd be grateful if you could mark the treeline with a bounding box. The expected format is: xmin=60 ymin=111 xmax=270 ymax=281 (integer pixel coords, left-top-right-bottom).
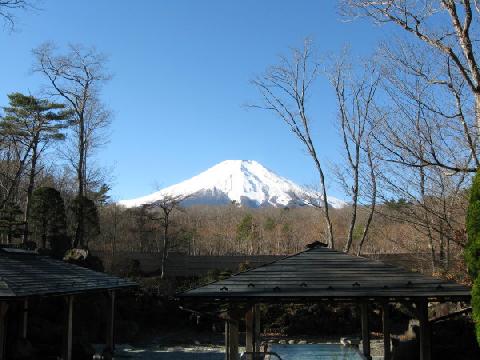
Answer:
xmin=94 ymin=197 xmax=467 ymax=275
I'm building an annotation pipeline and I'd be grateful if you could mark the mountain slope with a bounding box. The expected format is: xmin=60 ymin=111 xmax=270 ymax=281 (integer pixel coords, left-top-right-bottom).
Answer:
xmin=119 ymin=160 xmax=346 ymax=208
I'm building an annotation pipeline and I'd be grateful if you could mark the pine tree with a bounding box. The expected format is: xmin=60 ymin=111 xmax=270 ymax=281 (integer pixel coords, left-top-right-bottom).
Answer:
xmin=466 ymin=171 xmax=480 ymax=344
xmin=1 ymin=93 xmax=70 ymax=243
xmin=0 ymin=201 xmax=24 ymax=244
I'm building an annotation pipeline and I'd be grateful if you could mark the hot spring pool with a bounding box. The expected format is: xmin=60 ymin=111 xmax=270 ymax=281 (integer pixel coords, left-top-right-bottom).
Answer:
xmin=270 ymin=344 xmax=365 ymax=360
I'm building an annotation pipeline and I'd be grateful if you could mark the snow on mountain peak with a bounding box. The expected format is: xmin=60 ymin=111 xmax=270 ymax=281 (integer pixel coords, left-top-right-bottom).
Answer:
xmin=118 ymin=160 xmax=346 ymax=208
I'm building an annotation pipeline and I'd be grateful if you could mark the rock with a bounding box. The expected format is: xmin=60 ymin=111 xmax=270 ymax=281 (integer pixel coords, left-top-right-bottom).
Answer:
xmin=288 ymin=340 xmax=296 ymax=344
xmin=278 ymin=340 xmax=287 ymax=344
xmin=298 ymin=340 xmax=307 ymax=344
xmin=341 ymin=337 xmax=360 ymax=347
xmin=64 ymin=248 xmax=89 ymax=261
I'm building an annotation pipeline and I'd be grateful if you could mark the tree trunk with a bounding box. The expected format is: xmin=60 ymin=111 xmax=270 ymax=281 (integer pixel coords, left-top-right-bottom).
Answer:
xmin=344 ymin=151 xmax=360 ymax=253
xmin=476 ymin=93 xmax=480 ymax=143
xmin=313 ymin=157 xmax=334 ymax=248
xmin=23 ymin=141 xmax=39 ymax=244
xmin=161 ymin=220 xmax=169 ymax=279
xmin=357 ymin=146 xmax=377 ymax=255
xmin=74 ymin=114 xmax=85 ymax=248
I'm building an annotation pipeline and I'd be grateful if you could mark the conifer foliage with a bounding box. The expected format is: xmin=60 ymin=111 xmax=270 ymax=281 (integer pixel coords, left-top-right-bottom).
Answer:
xmin=30 ymin=187 xmax=69 ymax=257
xmin=466 ymin=171 xmax=480 ymax=344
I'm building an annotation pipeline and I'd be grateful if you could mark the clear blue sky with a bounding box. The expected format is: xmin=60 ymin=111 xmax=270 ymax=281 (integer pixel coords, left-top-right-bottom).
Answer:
xmin=0 ymin=0 xmax=384 ymax=201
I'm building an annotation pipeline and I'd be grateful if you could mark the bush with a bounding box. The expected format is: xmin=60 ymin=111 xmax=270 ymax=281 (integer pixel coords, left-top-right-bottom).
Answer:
xmin=466 ymin=170 xmax=480 ymax=345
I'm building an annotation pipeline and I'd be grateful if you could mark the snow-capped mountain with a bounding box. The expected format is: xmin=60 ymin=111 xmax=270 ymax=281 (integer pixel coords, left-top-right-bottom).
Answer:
xmin=119 ymin=160 xmax=346 ymax=208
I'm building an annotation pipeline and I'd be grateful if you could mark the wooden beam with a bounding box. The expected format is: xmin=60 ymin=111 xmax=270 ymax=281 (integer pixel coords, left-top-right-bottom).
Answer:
xmin=63 ymin=296 xmax=74 ymax=360
xmin=106 ymin=290 xmax=116 ymax=352
xmin=0 ymin=302 xmax=8 ymax=360
xmin=360 ymin=302 xmax=371 ymax=360
xmin=417 ymin=299 xmax=431 ymax=360
xmin=382 ymin=302 xmax=391 ymax=360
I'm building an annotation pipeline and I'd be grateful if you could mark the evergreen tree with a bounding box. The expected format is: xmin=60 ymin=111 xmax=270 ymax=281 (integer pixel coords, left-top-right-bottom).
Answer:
xmin=0 ymin=201 xmax=24 ymax=244
xmin=30 ymin=187 xmax=69 ymax=257
xmin=236 ymin=213 xmax=258 ymax=254
xmin=1 ymin=93 xmax=70 ymax=243
xmin=466 ymin=171 xmax=480 ymax=345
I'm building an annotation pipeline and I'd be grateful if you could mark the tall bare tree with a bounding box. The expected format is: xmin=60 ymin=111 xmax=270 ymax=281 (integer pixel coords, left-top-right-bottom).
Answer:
xmin=33 ymin=43 xmax=111 ymax=248
xmin=329 ymin=57 xmax=380 ymax=252
xmin=250 ymin=40 xmax=335 ymax=248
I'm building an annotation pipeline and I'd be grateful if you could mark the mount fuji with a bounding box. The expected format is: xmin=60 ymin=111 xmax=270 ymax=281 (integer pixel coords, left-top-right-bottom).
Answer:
xmin=119 ymin=160 xmax=346 ymax=209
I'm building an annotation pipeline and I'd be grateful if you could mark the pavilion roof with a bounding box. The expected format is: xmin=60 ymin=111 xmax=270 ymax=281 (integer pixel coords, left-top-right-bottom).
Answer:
xmin=0 ymin=249 xmax=136 ymax=299
xmin=178 ymin=245 xmax=471 ymax=302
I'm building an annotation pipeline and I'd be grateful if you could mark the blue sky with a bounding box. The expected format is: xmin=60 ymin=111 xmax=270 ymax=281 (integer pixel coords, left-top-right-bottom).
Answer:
xmin=0 ymin=0 xmax=385 ymax=201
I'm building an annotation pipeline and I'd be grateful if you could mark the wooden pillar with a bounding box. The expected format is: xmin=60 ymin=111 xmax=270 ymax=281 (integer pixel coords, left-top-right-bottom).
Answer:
xmin=21 ymin=299 xmax=28 ymax=339
xmin=417 ymin=299 xmax=431 ymax=360
xmin=63 ymin=296 xmax=74 ymax=360
xmin=360 ymin=302 xmax=371 ymax=360
xmin=382 ymin=302 xmax=391 ymax=360
xmin=245 ymin=306 xmax=254 ymax=353
xmin=254 ymin=304 xmax=261 ymax=353
xmin=227 ymin=320 xmax=239 ymax=360
xmin=106 ymin=290 xmax=116 ymax=352
xmin=0 ymin=302 xmax=8 ymax=360
xmin=225 ymin=321 xmax=230 ymax=360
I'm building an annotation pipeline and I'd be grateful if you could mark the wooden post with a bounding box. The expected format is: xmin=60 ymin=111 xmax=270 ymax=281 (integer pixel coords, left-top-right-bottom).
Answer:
xmin=417 ymin=299 xmax=431 ymax=360
xmin=63 ymin=296 xmax=74 ymax=360
xmin=254 ymin=304 xmax=261 ymax=354
xmin=225 ymin=321 xmax=230 ymax=360
xmin=382 ymin=302 xmax=391 ymax=360
xmin=0 ymin=302 xmax=8 ymax=360
xmin=245 ymin=306 xmax=254 ymax=353
xmin=228 ymin=320 xmax=239 ymax=360
xmin=21 ymin=299 xmax=28 ymax=339
xmin=360 ymin=302 xmax=371 ymax=360
xmin=106 ymin=290 xmax=116 ymax=352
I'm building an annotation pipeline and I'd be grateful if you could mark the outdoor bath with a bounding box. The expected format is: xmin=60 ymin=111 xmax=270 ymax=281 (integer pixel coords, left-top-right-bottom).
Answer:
xmin=269 ymin=344 xmax=366 ymax=360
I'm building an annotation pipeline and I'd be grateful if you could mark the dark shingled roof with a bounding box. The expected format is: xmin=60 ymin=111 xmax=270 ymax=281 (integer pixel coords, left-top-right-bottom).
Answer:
xmin=178 ymin=246 xmax=471 ymax=302
xmin=0 ymin=249 xmax=136 ymax=299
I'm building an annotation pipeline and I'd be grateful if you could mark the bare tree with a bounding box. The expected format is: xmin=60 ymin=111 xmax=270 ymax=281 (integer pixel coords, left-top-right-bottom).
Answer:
xmin=369 ymin=41 xmax=479 ymax=174
xmin=250 ymin=40 xmax=335 ymax=248
xmin=143 ymin=194 xmax=188 ymax=279
xmin=342 ymin=0 xmax=480 ymax=157
xmin=33 ymin=43 xmax=111 ymax=248
xmin=329 ymin=56 xmax=380 ymax=252
xmin=0 ymin=0 xmax=36 ymax=30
